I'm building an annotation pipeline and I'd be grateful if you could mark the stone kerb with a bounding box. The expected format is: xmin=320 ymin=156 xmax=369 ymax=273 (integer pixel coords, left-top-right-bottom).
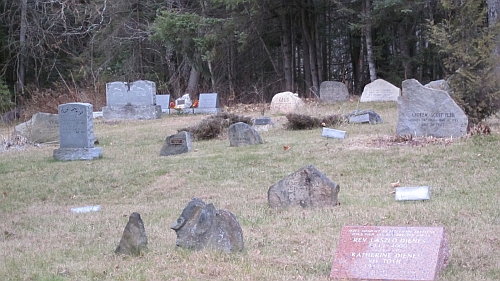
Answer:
xmin=396 ymin=79 xmax=468 ymax=138
xmin=330 ymin=226 xmax=450 ymax=281
xmin=53 ymin=103 xmax=102 ymax=161
xmin=270 ymin=92 xmax=305 ymax=114
xmin=360 ymin=79 xmax=401 ymax=102
xmin=320 ymin=81 xmax=349 ymax=103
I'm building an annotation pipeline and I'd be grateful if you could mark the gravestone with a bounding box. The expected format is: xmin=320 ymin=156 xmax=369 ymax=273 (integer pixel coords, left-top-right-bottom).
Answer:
xmin=252 ymin=117 xmax=275 ymax=132
xmin=270 ymin=92 xmax=305 ymax=114
xmin=397 ymin=79 xmax=468 ymax=138
xmin=424 ymin=80 xmax=450 ymax=92
xmin=171 ymin=198 xmax=244 ymax=252
xmin=320 ymin=81 xmax=349 ymax=103
xmin=268 ymin=165 xmax=340 ymax=208
xmin=156 ymin=94 xmax=171 ymax=113
xmin=14 ymin=112 xmax=59 ymax=143
xmin=347 ymin=110 xmax=383 ymax=124
xmin=228 ymin=122 xmax=263 ymax=147
xmin=322 ymin=128 xmax=346 ymax=139
xmin=330 ymin=226 xmax=450 ymax=281
xmin=194 ymin=93 xmax=221 ymax=114
xmin=115 ymin=212 xmax=148 ymax=256
xmin=159 ymin=131 xmax=192 ymax=156
xmin=395 ymin=186 xmax=430 ymax=201
xmin=102 ymin=80 xmax=161 ymax=120
xmin=360 ymin=79 xmax=401 ymax=102
xmin=53 ymin=103 xmax=102 ymax=161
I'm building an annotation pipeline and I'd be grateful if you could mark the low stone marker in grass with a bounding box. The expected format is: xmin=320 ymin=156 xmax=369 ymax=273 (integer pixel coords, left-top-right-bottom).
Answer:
xmin=268 ymin=165 xmax=340 ymax=208
xmin=330 ymin=226 xmax=450 ymax=281
xmin=252 ymin=117 xmax=275 ymax=132
xmin=395 ymin=186 xmax=430 ymax=201
xmin=171 ymin=198 xmax=244 ymax=252
xmin=228 ymin=122 xmax=263 ymax=146
xmin=115 ymin=212 xmax=148 ymax=256
xmin=53 ymin=103 xmax=102 ymax=161
xmin=159 ymin=131 xmax=192 ymax=156
xmin=322 ymin=127 xmax=346 ymax=139
xmin=347 ymin=110 xmax=383 ymax=124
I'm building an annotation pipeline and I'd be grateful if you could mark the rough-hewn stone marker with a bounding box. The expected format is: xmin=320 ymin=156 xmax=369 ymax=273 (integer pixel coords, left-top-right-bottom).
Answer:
xmin=397 ymin=79 xmax=468 ymax=138
xmin=360 ymin=79 xmax=401 ymax=102
xmin=14 ymin=112 xmax=59 ymax=143
xmin=159 ymin=131 xmax=192 ymax=156
xmin=330 ymin=226 xmax=450 ymax=281
xmin=115 ymin=212 xmax=148 ymax=256
xmin=228 ymin=122 xmax=263 ymax=146
xmin=270 ymin=92 xmax=305 ymax=114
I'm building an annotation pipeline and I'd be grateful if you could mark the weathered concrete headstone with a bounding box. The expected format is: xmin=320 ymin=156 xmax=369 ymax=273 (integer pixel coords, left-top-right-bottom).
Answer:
xmin=322 ymin=127 xmax=346 ymax=139
xmin=268 ymin=165 xmax=340 ymax=208
xmin=171 ymin=198 xmax=244 ymax=252
xmin=159 ymin=131 xmax=192 ymax=156
xmin=252 ymin=117 xmax=275 ymax=132
xmin=115 ymin=212 xmax=148 ymax=256
xmin=424 ymin=80 xmax=450 ymax=92
xmin=14 ymin=112 xmax=59 ymax=143
xmin=194 ymin=93 xmax=221 ymax=114
xmin=102 ymin=80 xmax=161 ymax=120
xmin=156 ymin=94 xmax=171 ymax=113
xmin=397 ymin=79 xmax=468 ymax=138
xmin=320 ymin=81 xmax=349 ymax=103
xmin=228 ymin=122 xmax=263 ymax=146
xmin=53 ymin=103 xmax=102 ymax=161
xmin=347 ymin=110 xmax=383 ymax=124
xmin=360 ymin=79 xmax=401 ymax=102
xmin=395 ymin=186 xmax=430 ymax=201
xmin=330 ymin=226 xmax=450 ymax=281
xmin=270 ymin=92 xmax=305 ymax=114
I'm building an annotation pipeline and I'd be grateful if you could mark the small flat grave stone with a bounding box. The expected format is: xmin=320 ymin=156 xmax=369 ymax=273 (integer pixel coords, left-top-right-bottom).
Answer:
xmin=331 ymin=226 xmax=450 ymax=281
xmin=397 ymin=79 xmax=468 ymax=138
xmin=270 ymin=92 xmax=305 ymax=114
xmin=320 ymin=81 xmax=349 ymax=103
xmin=156 ymin=94 xmax=171 ymax=113
xmin=360 ymin=79 xmax=401 ymax=102
xmin=252 ymin=117 xmax=274 ymax=132
xmin=322 ymin=127 xmax=346 ymax=139
xmin=159 ymin=131 xmax=192 ymax=156
xmin=228 ymin=122 xmax=263 ymax=146
xmin=347 ymin=110 xmax=383 ymax=124
xmin=395 ymin=186 xmax=430 ymax=201
xmin=53 ymin=103 xmax=102 ymax=161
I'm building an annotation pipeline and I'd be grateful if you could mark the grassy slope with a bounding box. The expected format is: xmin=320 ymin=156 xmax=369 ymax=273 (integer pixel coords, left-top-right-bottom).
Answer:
xmin=0 ymin=101 xmax=499 ymax=280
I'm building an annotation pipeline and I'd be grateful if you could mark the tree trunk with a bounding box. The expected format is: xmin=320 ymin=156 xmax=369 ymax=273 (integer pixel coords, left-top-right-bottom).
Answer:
xmin=280 ymin=13 xmax=294 ymax=91
xmin=301 ymin=5 xmax=320 ymax=95
xmin=17 ymin=0 xmax=28 ymax=99
xmin=186 ymin=66 xmax=200 ymax=98
xmin=487 ymin=0 xmax=500 ymax=57
xmin=365 ymin=0 xmax=377 ymax=82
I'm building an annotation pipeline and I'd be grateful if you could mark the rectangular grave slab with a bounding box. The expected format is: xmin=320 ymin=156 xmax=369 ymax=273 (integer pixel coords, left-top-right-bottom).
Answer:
xmin=330 ymin=226 xmax=449 ymax=281
xmin=322 ymin=127 xmax=346 ymax=139
xmin=395 ymin=186 xmax=430 ymax=201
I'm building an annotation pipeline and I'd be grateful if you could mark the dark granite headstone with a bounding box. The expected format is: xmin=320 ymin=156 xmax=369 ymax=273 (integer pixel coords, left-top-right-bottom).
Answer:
xmin=330 ymin=226 xmax=450 ymax=281
xmin=171 ymin=198 xmax=244 ymax=252
xmin=347 ymin=110 xmax=383 ymax=124
xmin=53 ymin=103 xmax=102 ymax=161
xmin=228 ymin=122 xmax=263 ymax=147
xmin=320 ymin=81 xmax=349 ymax=103
xmin=397 ymin=79 xmax=468 ymax=138
xmin=159 ymin=131 xmax=192 ymax=156
xmin=268 ymin=165 xmax=340 ymax=208
xmin=14 ymin=112 xmax=59 ymax=143
xmin=115 ymin=212 xmax=148 ymax=256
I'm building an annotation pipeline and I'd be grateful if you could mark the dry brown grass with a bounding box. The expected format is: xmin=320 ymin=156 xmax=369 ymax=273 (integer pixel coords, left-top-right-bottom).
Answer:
xmin=0 ymin=100 xmax=499 ymax=280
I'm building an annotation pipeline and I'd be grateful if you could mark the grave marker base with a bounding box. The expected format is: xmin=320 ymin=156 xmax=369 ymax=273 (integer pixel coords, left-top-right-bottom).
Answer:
xmin=53 ymin=147 xmax=103 ymax=161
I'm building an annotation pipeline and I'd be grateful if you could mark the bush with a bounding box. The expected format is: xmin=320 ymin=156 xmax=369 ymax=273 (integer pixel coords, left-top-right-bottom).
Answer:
xmin=285 ymin=113 xmax=342 ymax=130
xmin=178 ymin=112 xmax=252 ymax=140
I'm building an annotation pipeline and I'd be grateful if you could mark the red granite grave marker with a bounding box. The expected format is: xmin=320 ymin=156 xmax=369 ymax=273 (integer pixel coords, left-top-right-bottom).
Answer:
xmin=330 ymin=226 xmax=449 ymax=281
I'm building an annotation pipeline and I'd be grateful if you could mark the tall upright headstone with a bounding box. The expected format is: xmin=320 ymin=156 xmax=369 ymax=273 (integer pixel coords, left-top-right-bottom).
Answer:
xmin=360 ymin=79 xmax=401 ymax=102
xmin=53 ymin=103 xmax=102 ymax=161
xmin=397 ymin=79 xmax=468 ymax=138
xmin=194 ymin=93 xmax=221 ymax=114
xmin=320 ymin=81 xmax=349 ymax=103
xmin=156 ymin=94 xmax=171 ymax=113
xmin=102 ymin=80 xmax=161 ymax=120
xmin=270 ymin=92 xmax=305 ymax=114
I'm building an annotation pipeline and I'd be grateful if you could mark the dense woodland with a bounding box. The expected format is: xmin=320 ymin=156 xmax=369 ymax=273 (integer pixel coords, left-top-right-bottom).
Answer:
xmin=1 ymin=0 xmax=500 ymax=123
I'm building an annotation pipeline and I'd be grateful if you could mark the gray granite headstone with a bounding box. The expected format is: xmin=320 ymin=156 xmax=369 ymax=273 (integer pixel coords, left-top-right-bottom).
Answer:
xmin=320 ymin=81 xmax=349 ymax=103
xmin=14 ymin=112 xmax=59 ymax=143
xmin=194 ymin=93 xmax=221 ymax=114
xmin=115 ymin=212 xmax=148 ymax=256
xmin=105 ymin=82 xmax=129 ymax=106
xmin=252 ymin=117 xmax=275 ymax=132
xmin=360 ymin=79 xmax=401 ymax=102
xmin=397 ymin=79 xmax=468 ymax=138
xmin=156 ymin=94 xmax=171 ymax=113
xmin=53 ymin=103 xmax=102 ymax=161
xmin=347 ymin=110 xmax=383 ymax=124
xmin=268 ymin=165 xmax=340 ymax=208
xmin=159 ymin=131 xmax=192 ymax=156
xmin=228 ymin=122 xmax=263 ymax=146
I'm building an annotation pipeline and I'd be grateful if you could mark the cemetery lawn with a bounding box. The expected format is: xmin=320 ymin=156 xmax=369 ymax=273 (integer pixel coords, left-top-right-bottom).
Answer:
xmin=1 ymin=101 xmax=499 ymax=281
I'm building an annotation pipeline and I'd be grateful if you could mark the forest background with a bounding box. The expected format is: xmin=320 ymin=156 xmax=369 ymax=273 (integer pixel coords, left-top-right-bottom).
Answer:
xmin=1 ymin=0 xmax=500 ymax=124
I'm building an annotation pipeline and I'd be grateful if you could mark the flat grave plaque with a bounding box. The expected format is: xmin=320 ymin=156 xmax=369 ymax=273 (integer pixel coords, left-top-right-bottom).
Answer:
xmin=322 ymin=127 xmax=346 ymax=139
xmin=330 ymin=226 xmax=449 ymax=281
xmin=395 ymin=186 xmax=430 ymax=201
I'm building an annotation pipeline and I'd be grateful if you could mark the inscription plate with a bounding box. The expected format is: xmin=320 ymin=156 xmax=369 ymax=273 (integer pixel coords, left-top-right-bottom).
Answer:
xmin=58 ymin=103 xmax=94 ymax=148
xmin=331 ymin=226 xmax=449 ymax=281
xmin=170 ymin=138 xmax=184 ymax=145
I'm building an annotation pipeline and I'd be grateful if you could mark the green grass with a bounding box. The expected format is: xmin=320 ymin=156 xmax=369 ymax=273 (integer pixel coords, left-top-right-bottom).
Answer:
xmin=0 ymin=101 xmax=499 ymax=280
